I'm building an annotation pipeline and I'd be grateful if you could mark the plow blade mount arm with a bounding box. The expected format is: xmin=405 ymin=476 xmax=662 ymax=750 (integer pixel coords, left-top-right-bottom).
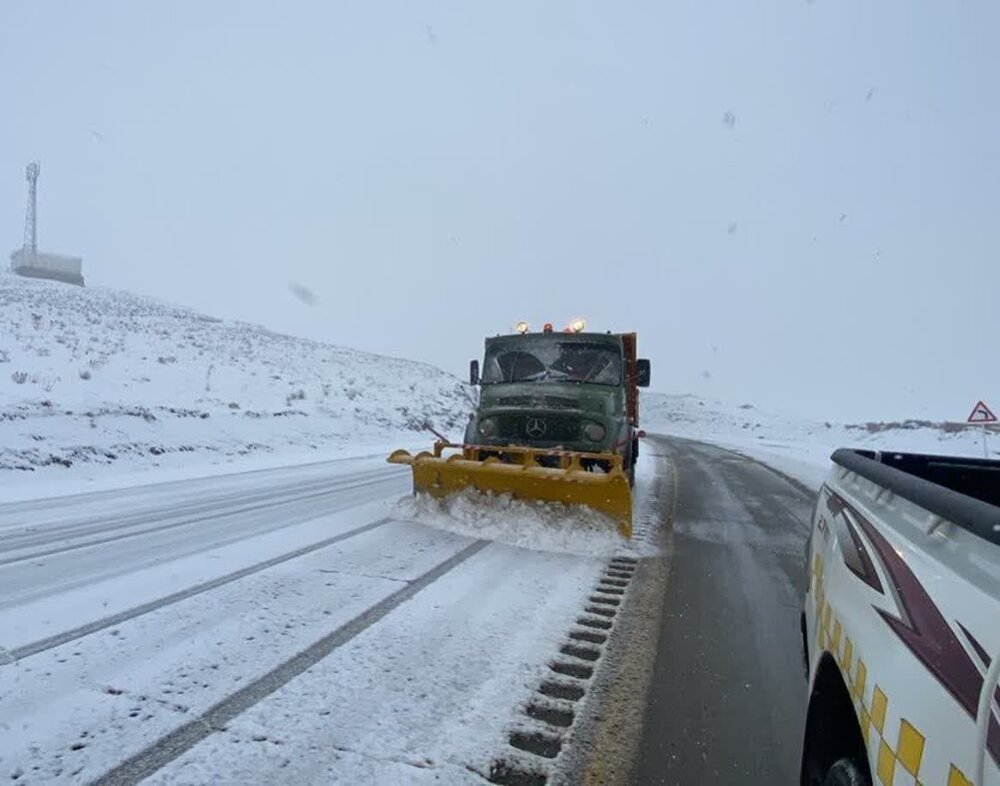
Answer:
xmin=388 ymin=443 xmax=633 ymax=538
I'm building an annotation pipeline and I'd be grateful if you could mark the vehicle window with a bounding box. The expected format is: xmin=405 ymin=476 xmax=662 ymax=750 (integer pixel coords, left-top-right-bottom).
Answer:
xmin=482 ymin=342 xmax=622 ymax=385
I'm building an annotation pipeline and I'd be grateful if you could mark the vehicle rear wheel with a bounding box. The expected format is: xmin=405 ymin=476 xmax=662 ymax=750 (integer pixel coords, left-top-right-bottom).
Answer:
xmin=823 ymin=758 xmax=870 ymax=786
xmin=801 ymin=655 xmax=873 ymax=786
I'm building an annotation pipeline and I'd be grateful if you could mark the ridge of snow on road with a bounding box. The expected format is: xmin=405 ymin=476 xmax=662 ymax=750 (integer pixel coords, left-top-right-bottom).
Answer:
xmin=0 ymin=273 xmax=471 ymax=488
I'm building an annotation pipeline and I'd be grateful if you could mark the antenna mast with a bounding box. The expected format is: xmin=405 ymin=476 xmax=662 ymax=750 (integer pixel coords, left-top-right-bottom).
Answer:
xmin=23 ymin=161 xmax=39 ymax=261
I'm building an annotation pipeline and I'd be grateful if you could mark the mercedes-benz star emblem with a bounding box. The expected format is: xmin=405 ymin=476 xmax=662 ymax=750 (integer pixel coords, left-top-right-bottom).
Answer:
xmin=525 ymin=417 xmax=547 ymax=438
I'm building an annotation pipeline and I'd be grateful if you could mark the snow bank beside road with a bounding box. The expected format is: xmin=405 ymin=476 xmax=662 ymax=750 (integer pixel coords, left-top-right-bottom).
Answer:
xmin=642 ymin=392 xmax=998 ymax=491
xmin=0 ymin=274 xmax=471 ymax=490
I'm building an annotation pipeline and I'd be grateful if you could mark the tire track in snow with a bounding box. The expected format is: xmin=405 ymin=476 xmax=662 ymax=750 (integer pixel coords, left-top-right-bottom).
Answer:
xmin=0 ymin=452 xmax=391 ymax=518
xmin=0 ymin=473 xmax=357 ymax=547
xmin=0 ymin=471 xmax=402 ymax=567
xmin=90 ymin=538 xmax=490 ymax=786
xmin=0 ymin=466 xmax=400 ymax=553
xmin=3 ymin=516 xmax=395 ymax=664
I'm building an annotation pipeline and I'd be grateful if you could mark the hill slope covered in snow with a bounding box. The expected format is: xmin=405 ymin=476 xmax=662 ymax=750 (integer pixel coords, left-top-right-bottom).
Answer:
xmin=3 ymin=272 xmax=992 ymax=495
xmin=0 ymin=273 xmax=472 ymax=478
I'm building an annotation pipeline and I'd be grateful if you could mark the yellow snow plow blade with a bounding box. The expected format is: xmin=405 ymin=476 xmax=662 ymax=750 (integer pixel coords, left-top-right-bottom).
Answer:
xmin=387 ymin=442 xmax=633 ymax=538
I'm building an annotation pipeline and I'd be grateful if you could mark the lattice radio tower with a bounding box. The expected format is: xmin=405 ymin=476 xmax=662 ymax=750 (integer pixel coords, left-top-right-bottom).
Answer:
xmin=23 ymin=161 xmax=40 ymax=261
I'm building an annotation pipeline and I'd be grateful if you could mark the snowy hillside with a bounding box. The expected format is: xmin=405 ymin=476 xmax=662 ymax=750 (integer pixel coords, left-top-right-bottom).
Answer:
xmin=3 ymin=272 xmax=991 ymax=498
xmin=0 ymin=274 xmax=471 ymax=480
xmin=642 ymin=392 xmax=998 ymax=488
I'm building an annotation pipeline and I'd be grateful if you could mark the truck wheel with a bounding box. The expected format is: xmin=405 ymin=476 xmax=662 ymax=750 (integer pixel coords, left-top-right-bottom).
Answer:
xmin=627 ymin=445 xmax=636 ymax=486
xmin=823 ymin=759 xmax=869 ymax=786
xmin=801 ymin=655 xmax=872 ymax=786
xmin=800 ymin=611 xmax=810 ymax=679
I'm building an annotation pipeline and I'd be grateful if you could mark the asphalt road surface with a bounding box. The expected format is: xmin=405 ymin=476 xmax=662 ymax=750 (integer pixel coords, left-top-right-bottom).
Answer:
xmin=634 ymin=436 xmax=816 ymax=785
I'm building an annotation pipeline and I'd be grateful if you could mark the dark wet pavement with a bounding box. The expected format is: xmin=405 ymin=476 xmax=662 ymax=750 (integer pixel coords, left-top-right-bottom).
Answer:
xmin=635 ymin=437 xmax=816 ymax=785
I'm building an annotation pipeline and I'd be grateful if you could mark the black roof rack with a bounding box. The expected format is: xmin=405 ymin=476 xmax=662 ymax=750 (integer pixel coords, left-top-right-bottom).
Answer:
xmin=832 ymin=448 xmax=1000 ymax=546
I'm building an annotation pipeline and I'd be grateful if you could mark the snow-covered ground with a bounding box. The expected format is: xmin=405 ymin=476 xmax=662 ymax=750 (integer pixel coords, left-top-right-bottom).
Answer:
xmin=0 ymin=273 xmax=471 ymax=495
xmin=0 ymin=448 xmax=660 ymax=784
xmin=642 ymin=392 xmax=999 ymax=490
xmin=6 ymin=274 xmax=994 ymax=784
xmin=6 ymin=273 xmax=990 ymax=504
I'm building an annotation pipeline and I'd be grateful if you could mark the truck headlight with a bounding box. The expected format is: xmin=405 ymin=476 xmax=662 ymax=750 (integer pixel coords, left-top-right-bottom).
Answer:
xmin=478 ymin=418 xmax=496 ymax=437
xmin=583 ymin=422 xmax=606 ymax=442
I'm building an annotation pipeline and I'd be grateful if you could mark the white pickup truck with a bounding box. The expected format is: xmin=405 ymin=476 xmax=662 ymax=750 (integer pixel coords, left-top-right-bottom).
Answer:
xmin=801 ymin=449 xmax=1000 ymax=786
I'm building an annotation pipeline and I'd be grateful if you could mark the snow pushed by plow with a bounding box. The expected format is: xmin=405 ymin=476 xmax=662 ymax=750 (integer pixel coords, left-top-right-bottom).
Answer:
xmin=394 ymin=448 xmax=663 ymax=558
xmin=396 ymin=490 xmax=629 ymax=557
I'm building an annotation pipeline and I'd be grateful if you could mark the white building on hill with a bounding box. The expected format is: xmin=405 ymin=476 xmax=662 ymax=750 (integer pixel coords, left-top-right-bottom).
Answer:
xmin=10 ymin=248 xmax=85 ymax=287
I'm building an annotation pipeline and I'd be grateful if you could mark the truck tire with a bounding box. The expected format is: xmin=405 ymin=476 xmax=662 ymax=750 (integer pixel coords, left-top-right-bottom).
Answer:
xmin=800 ymin=611 xmax=810 ymax=679
xmin=801 ymin=655 xmax=872 ymax=786
xmin=627 ymin=444 xmax=636 ymax=487
xmin=823 ymin=759 xmax=869 ymax=786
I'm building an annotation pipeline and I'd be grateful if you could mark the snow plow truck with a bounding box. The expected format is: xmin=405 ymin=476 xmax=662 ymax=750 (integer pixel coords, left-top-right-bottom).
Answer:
xmin=388 ymin=321 xmax=651 ymax=537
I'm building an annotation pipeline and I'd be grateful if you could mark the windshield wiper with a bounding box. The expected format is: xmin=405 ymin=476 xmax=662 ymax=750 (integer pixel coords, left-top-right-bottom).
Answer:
xmin=519 ymin=369 xmax=570 ymax=382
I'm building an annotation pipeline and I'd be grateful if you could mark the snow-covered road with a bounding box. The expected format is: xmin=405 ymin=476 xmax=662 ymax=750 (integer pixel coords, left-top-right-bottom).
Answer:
xmin=0 ymin=455 xmax=640 ymax=784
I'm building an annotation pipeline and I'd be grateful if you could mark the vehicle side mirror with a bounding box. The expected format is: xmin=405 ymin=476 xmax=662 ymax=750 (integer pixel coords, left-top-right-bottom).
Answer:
xmin=469 ymin=359 xmax=480 ymax=386
xmin=636 ymin=359 xmax=651 ymax=387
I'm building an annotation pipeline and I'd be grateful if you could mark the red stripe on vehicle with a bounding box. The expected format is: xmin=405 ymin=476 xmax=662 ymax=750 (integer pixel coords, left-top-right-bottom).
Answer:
xmin=845 ymin=503 xmax=1000 ymax=766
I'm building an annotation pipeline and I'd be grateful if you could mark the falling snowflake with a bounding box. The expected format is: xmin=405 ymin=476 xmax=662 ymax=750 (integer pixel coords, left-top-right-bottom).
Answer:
xmin=288 ymin=282 xmax=318 ymax=306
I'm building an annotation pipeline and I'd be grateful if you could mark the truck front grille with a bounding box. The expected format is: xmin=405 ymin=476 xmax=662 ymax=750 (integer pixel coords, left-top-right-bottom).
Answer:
xmin=495 ymin=414 xmax=580 ymax=443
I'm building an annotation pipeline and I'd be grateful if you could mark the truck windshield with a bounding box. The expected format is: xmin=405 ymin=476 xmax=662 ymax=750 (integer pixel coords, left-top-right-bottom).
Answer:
xmin=482 ymin=341 xmax=622 ymax=385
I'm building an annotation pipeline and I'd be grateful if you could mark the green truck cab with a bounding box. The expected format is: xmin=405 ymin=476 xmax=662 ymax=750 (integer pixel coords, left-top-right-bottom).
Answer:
xmin=464 ymin=330 xmax=651 ymax=483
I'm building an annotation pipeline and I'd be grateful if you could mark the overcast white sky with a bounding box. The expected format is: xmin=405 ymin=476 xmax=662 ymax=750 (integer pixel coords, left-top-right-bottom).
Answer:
xmin=2 ymin=1 xmax=998 ymax=421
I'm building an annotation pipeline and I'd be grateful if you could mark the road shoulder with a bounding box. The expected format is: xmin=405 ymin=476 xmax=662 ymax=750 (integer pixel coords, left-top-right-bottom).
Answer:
xmin=561 ymin=438 xmax=677 ymax=785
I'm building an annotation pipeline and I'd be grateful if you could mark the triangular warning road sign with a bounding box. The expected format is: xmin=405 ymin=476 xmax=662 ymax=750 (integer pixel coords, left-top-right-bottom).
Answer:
xmin=967 ymin=400 xmax=997 ymax=424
